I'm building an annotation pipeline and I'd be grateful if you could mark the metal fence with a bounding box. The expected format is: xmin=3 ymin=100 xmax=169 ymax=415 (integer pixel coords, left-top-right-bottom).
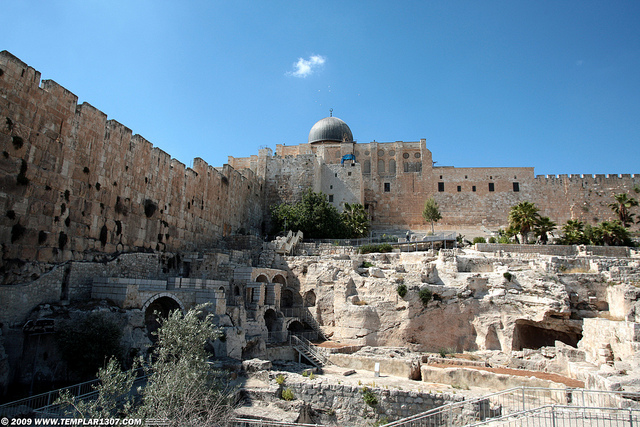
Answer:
xmin=382 ymin=387 xmax=640 ymax=427
xmin=232 ymin=419 xmax=321 ymax=427
xmin=0 ymin=378 xmax=100 ymax=417
xmin=466 ymin=405 xmax=640 ymax=427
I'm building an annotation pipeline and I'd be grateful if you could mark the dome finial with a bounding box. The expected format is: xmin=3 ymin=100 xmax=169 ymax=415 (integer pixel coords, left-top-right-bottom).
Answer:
xmin=329 ymin=108 xmax=333 ymax=117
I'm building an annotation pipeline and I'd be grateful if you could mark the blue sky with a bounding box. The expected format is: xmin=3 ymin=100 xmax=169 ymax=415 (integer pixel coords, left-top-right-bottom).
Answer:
xmin=4 ymin=1 xmax=639 ymax=175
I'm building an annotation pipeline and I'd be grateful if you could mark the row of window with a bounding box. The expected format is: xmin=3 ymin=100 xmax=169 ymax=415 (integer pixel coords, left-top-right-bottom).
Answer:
xmin=329 ymin=182 xmax=520 ymax=202
xmin=438 ymin=182 xmax=520 ymax=192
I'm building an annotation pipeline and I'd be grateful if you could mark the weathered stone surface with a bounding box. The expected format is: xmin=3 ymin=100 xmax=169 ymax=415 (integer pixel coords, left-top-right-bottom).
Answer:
xmin=242 ymin=358 xmax=273 ymax=372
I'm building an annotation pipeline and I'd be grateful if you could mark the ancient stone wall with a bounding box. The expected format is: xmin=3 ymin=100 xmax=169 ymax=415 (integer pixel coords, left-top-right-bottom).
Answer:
xmin=532 ymin=174 xmax=640 ymax=227
xmin=0 ymin=252 xmax=165 ymax=325
xmin=0 ymin=51 xmax=263 ymax=267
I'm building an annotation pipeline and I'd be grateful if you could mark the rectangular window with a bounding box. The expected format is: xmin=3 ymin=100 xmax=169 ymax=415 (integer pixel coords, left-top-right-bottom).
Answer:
xmin=328 ymin=195 xmax=334 ymax=202
xmin=348 ymin=171 xmax=352 ymax=176
xmin=513 ymin=182 xmax=520 ymax=192
xmin=488 ymin=183 xmax=495 ymax=192
xmin=457 ymin=185 xmax=461 ymax=192
xmin=438 ymin=182 xmax=445 ymax=192
xmin=384 ymin=183 xmax=390 ymax=192
xmin=472 ymin=186 xmax=476 ymax=192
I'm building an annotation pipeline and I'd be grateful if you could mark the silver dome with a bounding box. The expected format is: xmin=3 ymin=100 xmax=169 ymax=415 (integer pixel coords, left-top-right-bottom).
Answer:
xmin=308 ymin=116 xmax=353 ymax=144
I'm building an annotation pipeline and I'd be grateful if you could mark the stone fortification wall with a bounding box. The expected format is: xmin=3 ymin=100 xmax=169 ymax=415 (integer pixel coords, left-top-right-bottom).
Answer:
xmin=0 ymin=51 xmax=263 ymax=267
xmin=533 ymin=173 xmax=640 ymax=227
xmin=476 ymin=243 xmax=631 ymax=258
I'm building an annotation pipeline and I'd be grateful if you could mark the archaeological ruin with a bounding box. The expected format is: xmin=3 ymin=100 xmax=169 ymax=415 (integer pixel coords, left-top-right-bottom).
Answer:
xmin=1 ymin=51 xmax=640 ymax=425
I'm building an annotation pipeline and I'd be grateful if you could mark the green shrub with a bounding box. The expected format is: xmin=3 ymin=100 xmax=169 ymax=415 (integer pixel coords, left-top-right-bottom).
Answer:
xmin=488 ymin=237 xmax=497 ymax=243
xmin=472 ymin=237 xmax=487 ymax=244
xmin=361 ymin=261 xmax=375 ymax=268
xmin=396 ymin=283 xmax=408 ymax=298
xmin=419 ymin=288 xmax=432 ymax=306
xmin=275 ymin=374 xmax=285 ymax=385
xmin=361 ymin=387 xmax=378 ymax=407
xmin=281 ymin=388 xmax=295 ymax=401
xmin=503 ymin=271 xmax=513 ymax=281
xmin=359 ymin=243 xmax=393 ymax=254
xmin=55 ymin=312 xmax=123 ymax=376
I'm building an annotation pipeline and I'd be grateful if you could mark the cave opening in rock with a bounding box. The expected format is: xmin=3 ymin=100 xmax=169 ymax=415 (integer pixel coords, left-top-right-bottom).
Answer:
xmin=512 ymin=320 xmax=582 ymax=351
xmin=145 ymin=296 xmax=182 ymax=342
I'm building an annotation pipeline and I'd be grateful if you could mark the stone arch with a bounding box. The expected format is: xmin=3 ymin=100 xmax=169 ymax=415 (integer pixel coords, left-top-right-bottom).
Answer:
xmin=377 ymin=159 xmax=385 ymax=174
xmin=281 ymin=288 xmax=295 ymax=308
xmin=234 ymin=285 xmax=241 ymax=296
xmin=389 ymin=159 xmax=396 ymax=175
xmin=255 ymin=274 xmax=269 ymax=283
xmin=272 ymin=274 xmax=287 ymax=286
xmin=287 ymin=320 xmax=305 ymax=333
xmin=218 ymin=286 xmax=226 ymax=298
xmin=303 ymin=290 xmax=316 ymax=307
xmin=142 ymin=293 xmax=185 ymax=341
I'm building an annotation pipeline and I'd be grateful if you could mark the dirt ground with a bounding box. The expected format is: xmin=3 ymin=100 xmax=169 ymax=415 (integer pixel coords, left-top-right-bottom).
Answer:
xmin=431 ymin=363 xmax=585 ymax=388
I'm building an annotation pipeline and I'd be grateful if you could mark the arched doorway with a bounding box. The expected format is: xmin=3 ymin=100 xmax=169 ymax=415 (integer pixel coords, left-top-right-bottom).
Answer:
xmin=282 ymin=289 xmax=294 ymax=308
xmin=304 ymin=290 xmax=316 ymax=307
xmin=144 ymin=296 xmax=182 ymax=342
xmin=255 ymin=274 xmax=269 ymax=283
xmin=272 ymin=274 xmax=287 ymax=286
xmin=264 ymin=308 xmax=277 ymax=333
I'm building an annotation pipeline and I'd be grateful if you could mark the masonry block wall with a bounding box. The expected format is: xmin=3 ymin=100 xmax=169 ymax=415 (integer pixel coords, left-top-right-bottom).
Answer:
xmin=0 ymin=51 xmax=263 ymax=266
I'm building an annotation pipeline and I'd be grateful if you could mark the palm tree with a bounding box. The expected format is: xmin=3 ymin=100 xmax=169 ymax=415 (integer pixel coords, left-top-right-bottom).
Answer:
xmin=608 ymin=193 xmax=639 ymax=228
xmin=534 ymin=216 xmax=556 ymax=244
xmin=594 ymin=220 xmax=632 ymax=246
xmin=560 ymin=219 xmax=586 ymax=245
xmin=508 ymin=201 xmax=541 ymax=244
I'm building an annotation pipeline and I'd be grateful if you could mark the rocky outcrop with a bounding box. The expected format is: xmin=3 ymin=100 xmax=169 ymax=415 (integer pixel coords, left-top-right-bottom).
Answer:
xmin=285 ymin=248 xmax=633 ymax=354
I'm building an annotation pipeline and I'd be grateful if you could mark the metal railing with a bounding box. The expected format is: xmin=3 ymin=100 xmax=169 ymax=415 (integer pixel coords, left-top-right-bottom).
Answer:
xmin=466 ymin=405 xmax=640 ymax=427
xmin=290 ymin=335 xmax=330 ymax=367
xmin=302 ymin=232 xmax=458 ymax=248
xmin=0 ymin=378 xmax=100 ymax=417
xmin=0 ymin=373 xmax=147 ymax=418
xmin=382 ymin=387 xmax=640 ymax=427
xmin=232 ymin=419 xmax=320 ymax=427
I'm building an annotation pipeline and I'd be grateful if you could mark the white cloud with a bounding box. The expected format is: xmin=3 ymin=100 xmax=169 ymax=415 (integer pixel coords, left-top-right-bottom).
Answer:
xmin=287 ymin=55 xmax=326 ymax=78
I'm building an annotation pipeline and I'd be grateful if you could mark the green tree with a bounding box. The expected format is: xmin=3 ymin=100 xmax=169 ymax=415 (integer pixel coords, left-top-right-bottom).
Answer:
xmin=508 ymin=201 xmax=541 ymax=244
xmin=341 ymin=202 xmax=370 ymax=238
xmin=558 ymin=220 xmax=587 ymax=245
xmin=593 ymin=220 xmax=633 ymax=246
xmin=422 ymin=197 xmax=442 ymax=233
xmin=55 ymin=312 xmax=124 ymax=376
xmin=533 ymin=216 xmax=556 ymax=244
xmin=58 ymin=304 xmax=235 ymax=426
xmin=608 ymin=193 xmax=639 ymax=228
xmin=271 ymin=189 xmax=346 ymax=238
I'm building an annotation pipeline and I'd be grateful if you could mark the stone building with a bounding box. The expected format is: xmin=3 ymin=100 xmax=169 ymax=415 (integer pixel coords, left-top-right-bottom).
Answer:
xmin=229 ymin=115 xmax=639 ymax=232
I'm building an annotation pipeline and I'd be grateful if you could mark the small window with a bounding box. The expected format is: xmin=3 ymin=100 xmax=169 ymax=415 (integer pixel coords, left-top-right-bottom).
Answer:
xmin=440 ymin=175 xmax=443 ymax=179
xmin=489 ymin=183 xmax=495 ymax=192
xmin=328 ymin=195 xmax=334 ymax=202
xmin=335 ymin=173 xmax=338 ymax=177
xmin=513 ymin=182 xmax=520 ymax=192
xmin=438 ymin=182 xmax=445 ymax=192
xmin=348 ymin=171 xmax=352 ymax=176
xmin=330 ymin=185 xmax=333 ymax=189
xmin=457 ymin=185 xmax=461 ymax=192
xmin=472 ymin=186 xmax=476 ymax=192
xmin=465 ymin=175 xmax=468 ymax=179
xmin=384 ymin=183 xmax=390 ymax=192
